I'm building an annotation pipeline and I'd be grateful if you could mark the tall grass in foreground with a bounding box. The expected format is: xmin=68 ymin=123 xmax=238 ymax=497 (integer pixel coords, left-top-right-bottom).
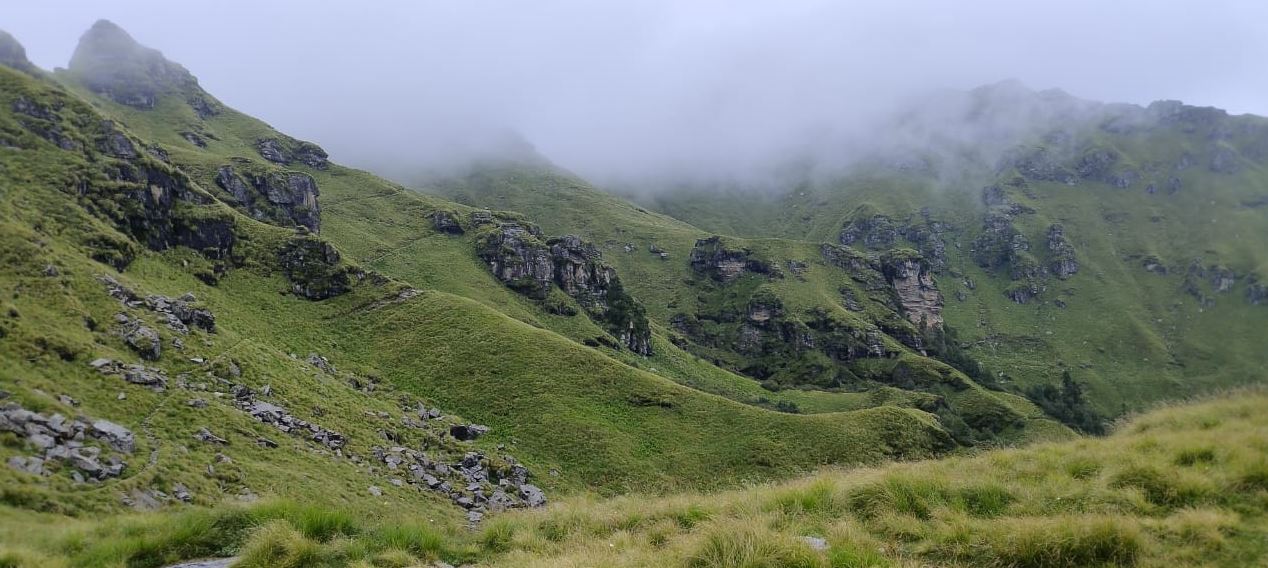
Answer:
xmin=1 ymin=389 xmax=1266 ymax=567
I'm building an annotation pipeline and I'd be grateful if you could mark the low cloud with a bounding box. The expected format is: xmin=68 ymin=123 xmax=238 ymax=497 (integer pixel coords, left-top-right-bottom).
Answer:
xmin=8 ymin=0 xmax=1267 ymax=187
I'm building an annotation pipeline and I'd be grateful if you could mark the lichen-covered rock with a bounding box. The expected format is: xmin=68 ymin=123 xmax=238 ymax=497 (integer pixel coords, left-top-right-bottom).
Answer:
xmin=880 ymin=250 xmax=943 ymax=329
xmin=1046 ymin=224 xmax=1079 ymax=279
xmin=278 ymin=238 xmax=351 ymax=300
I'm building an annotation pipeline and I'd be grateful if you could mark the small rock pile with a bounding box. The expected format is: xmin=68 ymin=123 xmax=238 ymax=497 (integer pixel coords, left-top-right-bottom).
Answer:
xmin=99 ymin=275 xmax=216 ymax=334
xmin=90 ymin=358 xmax=169 ymax=392
xmin=99 ymin=276 xmax=216 ymax=360
xmin=1 ymin=403 xmax=134 ymax=482
xmin=371 ymin=444 xmax=546 ymax=523
xmin=233 ymin=388 xmax=346 ymax=450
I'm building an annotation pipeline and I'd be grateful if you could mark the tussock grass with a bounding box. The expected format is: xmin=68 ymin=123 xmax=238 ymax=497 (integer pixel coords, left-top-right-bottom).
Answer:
xmin=2 ymin=388 xmax=1266 ymax=567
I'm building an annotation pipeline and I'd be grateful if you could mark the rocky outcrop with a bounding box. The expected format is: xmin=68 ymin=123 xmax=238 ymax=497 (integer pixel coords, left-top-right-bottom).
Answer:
xmin=478 ymin=222 xmax=554 ymax=298
xmin=67 ymin=20 xmax=199 ymax=110
xmin=99 ymin=275 xmax=216 ymax=334
xmin=256 ymin=138 xmax=329 ymax=169
xmin=431 ymin=211 xmax=465 ymax=234
xmin=0 ymin=30 xmax=37 ymax=74
xmin=880 ymin=251 xmax=943 ymax=329
xmin=2 ymin=403 xmax=133 ymax=482
xmin=689 ymin=236 xmax=776 ymax=282
xmin=1046 ymin=224 xmax=1079 ymax=279
xmin=839 ymin=210 xmax=953 ymax=271
xmin=277 ymin=238 xmax=352 ymax=300
xmin=1248 ymin=277 xmax=1266 ymax=305
xmin=999 ymin=146 xmax=1077 ymax=185
xmin=232 ymin=386 xmax=345 ymax=450
xmin=91 ymin=358 xmax=169 ymax=391
xmin=214 ymin=166 xmax=322 ymax=232
xmin=477 ymin=224 xmax=653 ymax=354
xmin=972 ymin=185 xmax=1051 ymax=302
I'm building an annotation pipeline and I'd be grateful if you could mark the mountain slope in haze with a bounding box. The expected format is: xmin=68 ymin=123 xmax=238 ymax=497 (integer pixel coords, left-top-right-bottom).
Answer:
xmin=418 ymin=81 xmax=1268 ymax=425
xmin=0 ymin=20 xmax=1052 ymax=543
xmin=48 ymin=22 xmax=1057 ymax=447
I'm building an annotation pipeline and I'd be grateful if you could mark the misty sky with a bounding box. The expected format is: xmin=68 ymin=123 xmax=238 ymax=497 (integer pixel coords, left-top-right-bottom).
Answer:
xmin=6 ymin=1 xmax=1268 ymax=185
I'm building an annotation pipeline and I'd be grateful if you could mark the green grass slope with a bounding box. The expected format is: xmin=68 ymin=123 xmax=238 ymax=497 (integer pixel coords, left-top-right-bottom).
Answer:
xmin=0 ymin=23 xmax=974 ymax=535
xmin=6 ymin=389 xmax=1263 ymax=567
xmin=420 ymin=163 xmax=1069 ymax=444
xmin=421 ymin=94 xmax=1268 ymax=420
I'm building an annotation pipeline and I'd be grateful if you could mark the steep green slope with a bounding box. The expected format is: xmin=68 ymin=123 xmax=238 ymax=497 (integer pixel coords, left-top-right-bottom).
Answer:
xmin=45 ymin=22 xmax=1063 ymax=445
xmin=0 ymin=21 xmax=987 ymax=537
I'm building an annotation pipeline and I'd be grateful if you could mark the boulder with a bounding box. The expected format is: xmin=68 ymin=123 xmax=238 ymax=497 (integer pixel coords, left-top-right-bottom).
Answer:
xmin=123 ymin=326 xmax=162 ymax=360
xmin=518 ymin=483 xmax=546 ymax=507
xmin=91 ymin=419 xmax=136 ymax=452
xmin=450 ymin=424 xmax=490 ymax=441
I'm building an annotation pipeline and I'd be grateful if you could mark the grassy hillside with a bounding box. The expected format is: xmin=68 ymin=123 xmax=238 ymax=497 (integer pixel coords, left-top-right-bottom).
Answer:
xmin=422 ymin=163 xmax=1069 ymax=444
xmin=5 ymin=389 xmax=1263 ymax=567
xmin=0 ymin=21 xmax=993 ymax=541
xmin=420 ymin=95 xmax=1268 ymax=419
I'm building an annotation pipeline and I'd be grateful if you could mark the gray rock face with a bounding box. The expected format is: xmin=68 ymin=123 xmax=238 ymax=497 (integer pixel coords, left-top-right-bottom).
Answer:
xmin=215 ymin=166 xmax=322 ymax=232
xmin=98 ymin=121 xmax=137 ymax=158
xmin=1248 ymin=277 xmax=1266 ymax=305
xmin=479 ymin=222 xmax=554 ymax=298
xmin=67 ymin=20 xmax=199 ymax=109
xmin=91 ymin=419 xmax=136 ymax=452
xmin=839 ymin=211 xmax=952 ymax=271
xmin=193 ymin=427 xmax=228 ymax=445
xmin=880 ymin=252 xmax=943 ymax=330
xmin=478 ymin=224 xmax=652 ymax=354
xmin=518 ymin=483 xmax=546 ymax=507
xmin=100 ymin=276 xmax=215 ymax=335
xmin=0 ymin=30 xmax=37 ymax=73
